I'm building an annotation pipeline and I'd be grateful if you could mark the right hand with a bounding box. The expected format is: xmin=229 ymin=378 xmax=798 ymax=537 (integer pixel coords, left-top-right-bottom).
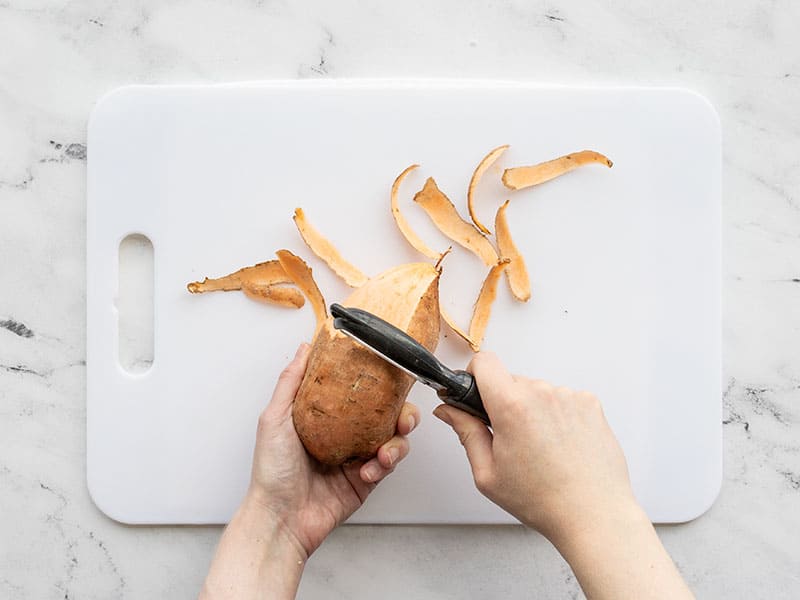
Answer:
xmin=433 ymin=352 xmax=639 ymax=543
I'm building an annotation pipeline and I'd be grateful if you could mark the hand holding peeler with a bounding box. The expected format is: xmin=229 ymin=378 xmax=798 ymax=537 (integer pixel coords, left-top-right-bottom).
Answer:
xmin=330 ymin=303 xmax=491 ymax=426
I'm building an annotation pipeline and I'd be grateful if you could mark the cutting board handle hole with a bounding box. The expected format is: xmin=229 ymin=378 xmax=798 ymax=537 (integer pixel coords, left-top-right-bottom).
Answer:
xmin=118 ymin=234 xmax=154 ymax=374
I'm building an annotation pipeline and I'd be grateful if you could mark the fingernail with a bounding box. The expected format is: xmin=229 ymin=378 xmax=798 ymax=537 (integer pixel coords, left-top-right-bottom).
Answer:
xmin=294 ymin=343 xmax=310 ymax=359
xmin=433 ymin=407 xmax=452 ymax=426
xmin=364 ymin=462 xmax=382 ymax=482
xmin=407 ymin=414 xmax=416 ymax=432
xmin=387 ymin=447 xmax=400 ymax=466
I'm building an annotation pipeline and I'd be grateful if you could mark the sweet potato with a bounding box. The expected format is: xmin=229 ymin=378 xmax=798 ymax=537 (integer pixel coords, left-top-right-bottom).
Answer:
xmin=292 ymin=262 xmax=440 ymax=465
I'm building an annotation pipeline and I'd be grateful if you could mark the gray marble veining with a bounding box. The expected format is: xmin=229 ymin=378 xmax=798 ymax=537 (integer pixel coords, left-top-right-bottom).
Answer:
xmin=1 ymin=1 xmax=799 ymax=598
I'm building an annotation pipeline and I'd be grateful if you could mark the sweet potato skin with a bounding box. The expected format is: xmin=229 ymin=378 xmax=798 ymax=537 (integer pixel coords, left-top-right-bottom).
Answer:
xmin=293 ymin=265 xmax=440 ymax=465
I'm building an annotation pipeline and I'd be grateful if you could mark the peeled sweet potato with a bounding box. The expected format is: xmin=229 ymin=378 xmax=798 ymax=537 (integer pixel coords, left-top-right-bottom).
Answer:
xmin=292 ymin=262 xmax=440 ymax=465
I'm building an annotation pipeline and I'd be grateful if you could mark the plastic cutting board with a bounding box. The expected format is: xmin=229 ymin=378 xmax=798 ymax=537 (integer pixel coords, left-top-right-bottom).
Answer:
xmin=86 ymin=81 xmax=721 ymax=524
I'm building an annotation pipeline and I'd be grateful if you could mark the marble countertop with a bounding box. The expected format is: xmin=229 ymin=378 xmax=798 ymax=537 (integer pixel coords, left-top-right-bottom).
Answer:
xmin=1 ymin=1 xmax=799 ymax=598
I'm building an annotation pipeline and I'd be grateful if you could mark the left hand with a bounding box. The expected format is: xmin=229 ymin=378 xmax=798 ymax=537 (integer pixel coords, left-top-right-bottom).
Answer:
xmin=246 ymin=343 xmax=419 ymax=559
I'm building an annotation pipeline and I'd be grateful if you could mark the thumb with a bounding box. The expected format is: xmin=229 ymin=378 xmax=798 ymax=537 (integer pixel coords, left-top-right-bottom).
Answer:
xmin=433 ymin=404 xmax=494 ymax=485
xmin=265 ymin=343 xmax=311 ymax=419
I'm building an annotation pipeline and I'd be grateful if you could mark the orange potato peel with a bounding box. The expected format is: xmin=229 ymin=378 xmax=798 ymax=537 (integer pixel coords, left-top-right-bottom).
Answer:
xmin=276 ymin=249 xmax=328 ymax=335
xmin=241 ymin=282 xmax=306 ymax=308
xmin=440 ymin=307 xmax=479 ymax=351
xmin=502 ymin=150 xmax=613 ymax=191
xmin=414 ymin=177 xmax=499 ymax=267
xmin=391 ymin=164 xmax=442 ymax=260
xmin=293 ymin=208 xmax=368 ymax=288
xmin=187 ymin=260 xmax=303 ymax=308
xmin=495 ymin=200 xmax=531 ymax=302
xmin=187 ymin=260 xmax=292 ymax=294
xmin=468 ymin=144 xmax=509 ymax=235
xmin=468 ymin=259 xmax=510 ymax=350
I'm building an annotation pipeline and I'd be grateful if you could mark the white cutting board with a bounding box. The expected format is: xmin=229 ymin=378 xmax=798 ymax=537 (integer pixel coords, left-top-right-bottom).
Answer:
xmin=86 ymin=81 xmax=721 ymax=524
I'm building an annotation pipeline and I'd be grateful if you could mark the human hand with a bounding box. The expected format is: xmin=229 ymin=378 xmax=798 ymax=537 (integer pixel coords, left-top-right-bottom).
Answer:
xmin=434 ymin=352 xmax=694 ymax=600
xmin=432 ymin=351 xmax=638 ymax=543
xmin=246 ymin=343 xmax=419 ymax=559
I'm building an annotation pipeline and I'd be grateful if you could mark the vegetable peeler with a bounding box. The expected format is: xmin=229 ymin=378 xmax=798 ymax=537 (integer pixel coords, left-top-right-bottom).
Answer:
xmin=330 ymin=303 xmax=491 ymax=426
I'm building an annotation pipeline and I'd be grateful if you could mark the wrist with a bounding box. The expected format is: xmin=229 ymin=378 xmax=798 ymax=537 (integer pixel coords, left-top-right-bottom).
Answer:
xmin=547 ymin=494 xmax=650 ymax=557
xmin=540 ymin=496 xmax=694 ymax=599
xmin=200 ymin=490 xmax=307 ymax=600
xmin=240 ymin=487 xmax=309 ymax=563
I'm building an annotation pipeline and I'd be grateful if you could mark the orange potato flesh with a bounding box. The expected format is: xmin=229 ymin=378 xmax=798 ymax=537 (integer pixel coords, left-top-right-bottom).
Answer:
xmin=495 ymin=200 xmax=531 ymax=302
xmin=502 ymin=150 xmax=613 ymax=191
xmin=468 ymin=144 xmax=509 ymax=235
xmin=293 ymin=208 xmax=368 ymax=288
xmin=468 ymin=259 xmax=510 ymax=350
xmin=391 ymin=165 xmax=442 ymax=260
xmin=276 ymin=249 xmax=327 ymax=335
xmin=343 ymin=263 xmax=439 ymax=330
xmin=187 ymin=260 xmax=292 ymax=294
xmin=414 ymin=177 xmax=499 ymax=267
xmin=241 ymin=282 xmax=306 ymax=308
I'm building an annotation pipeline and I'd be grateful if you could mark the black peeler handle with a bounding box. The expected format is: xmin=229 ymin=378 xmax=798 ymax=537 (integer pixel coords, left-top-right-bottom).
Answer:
xmin=330 ymin=304 xmax=491 ymax=427
xmin=437 ymin=370 xmax=490 ymax=427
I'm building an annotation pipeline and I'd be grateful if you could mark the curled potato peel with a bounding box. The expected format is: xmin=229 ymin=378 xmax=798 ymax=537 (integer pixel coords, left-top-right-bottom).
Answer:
xmin=502 ymin=150 xmax=613 ymax=191
xmin=495 ymin=200 xmax=531 ymax=302
xmin=414 ymin=177 xmax=498 ymax=267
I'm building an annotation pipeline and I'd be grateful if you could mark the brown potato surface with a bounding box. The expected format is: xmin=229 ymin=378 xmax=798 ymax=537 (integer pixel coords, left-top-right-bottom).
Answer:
xmin=293 ymin=263 xmax=440 ymax=465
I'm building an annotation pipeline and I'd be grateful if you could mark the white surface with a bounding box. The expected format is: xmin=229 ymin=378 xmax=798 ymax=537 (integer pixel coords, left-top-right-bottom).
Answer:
xmin=86 ymin=81 xmax=721 ymax=525
xmin=3 ymin=1 xmax=800 ymax=598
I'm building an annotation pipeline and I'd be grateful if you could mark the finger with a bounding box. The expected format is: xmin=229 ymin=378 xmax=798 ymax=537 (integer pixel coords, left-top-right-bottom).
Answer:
xmin=377 ymin=435 xmax=410 ymax=470
xmin=359 ymin=435 xmax=411 ymax=483
xmin=396 ymin=402 xmax=420 ymax=436
xmin=264 ymin=343 xmax=311 ymax=418
xmin=360 ymin=459 xmax=392 ymax=484
xmin=466 ymin=351 xmax=516 ymax=417
xmin=433 ymin=404 xmax=494 ymax=484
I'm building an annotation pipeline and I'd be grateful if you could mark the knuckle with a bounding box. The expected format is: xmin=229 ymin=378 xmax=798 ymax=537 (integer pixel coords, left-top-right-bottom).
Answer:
xmin=401 ymin=402 xmax=420 ymax=423
xmin=402 ymin=401 xmax=419 ymax=414
xmin=256 ymin=410 xmax=272 ymax=433
xmin=504 ymin=392 xmax=529 ymax=418
xmin=468 ymin=351 xmax=496 ymax=373
xmin=527 ymin=381 xmax=555 ymax=406
xmin=530 ymin=379 xmax=554 ymax=395
xmin=554 ymin=385 xmax=573 ymax=397
xmin=473 ymin=468 xmax=495 ymax=493
xmin=518 ymin=379 xmax=536 ymax=396
xmin=578 ymin=390 xmax=601 ymax=408
xmin=476 ymin=350 xmax=498 ymax=362
xmin=278 ymin=364 xmax=300 ymax=382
